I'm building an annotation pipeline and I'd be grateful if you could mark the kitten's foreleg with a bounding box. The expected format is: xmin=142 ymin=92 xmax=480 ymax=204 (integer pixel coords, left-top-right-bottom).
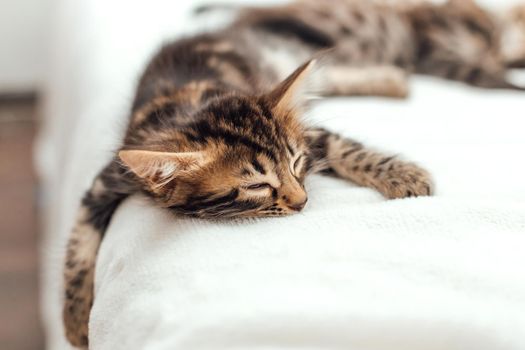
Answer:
xmin=63 ymin=161 xmax=133 ymax=348
xmin=63 ymin=207 xmax=101 ymax=348
xmin=419 ymin=59 xmax=525 ymax=91
xmin=320 ymin=65 xmax=410 ymax=98
xmin=507 ymin=58 xmax=525 ymax=69
xmin=306 ymin=128 xmax=434 ymax=199
xmin=464 ymin=67 xmax=525 ymax=91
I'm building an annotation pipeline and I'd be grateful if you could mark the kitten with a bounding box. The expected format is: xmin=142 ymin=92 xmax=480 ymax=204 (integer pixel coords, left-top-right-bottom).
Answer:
xmin=63 ymin=0 xmax=525 ymax=347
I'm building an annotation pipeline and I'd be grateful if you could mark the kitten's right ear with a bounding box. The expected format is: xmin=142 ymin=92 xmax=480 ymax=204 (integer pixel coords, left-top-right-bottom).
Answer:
xmin=266 ymin=59 xmax=317 ymax=116
xmin=119 ymin=150 xmax=208 ymax=188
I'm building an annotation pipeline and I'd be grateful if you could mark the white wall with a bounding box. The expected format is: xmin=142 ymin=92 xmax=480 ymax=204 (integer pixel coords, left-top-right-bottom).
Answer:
xmin=0 ymin=0 xmax=51 ymax=93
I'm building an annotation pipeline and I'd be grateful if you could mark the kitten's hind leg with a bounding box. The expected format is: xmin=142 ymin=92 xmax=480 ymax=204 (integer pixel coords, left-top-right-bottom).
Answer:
xmin=306 ymin=128 xmax=434 ymax=199
xmin=320 ymin=65 xmax=410 ymax=99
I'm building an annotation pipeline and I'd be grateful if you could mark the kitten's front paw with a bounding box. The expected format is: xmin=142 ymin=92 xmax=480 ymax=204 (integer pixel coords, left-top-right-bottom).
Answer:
xmin=63 ymin=297 xmax=90 ymax=348
xmin=378 ymin=163 xmax=434 ymax=199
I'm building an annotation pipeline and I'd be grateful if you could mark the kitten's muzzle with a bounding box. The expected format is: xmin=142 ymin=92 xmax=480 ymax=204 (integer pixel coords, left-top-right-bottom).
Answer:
xmin=287 ymin=198 xmax=308 ymax=212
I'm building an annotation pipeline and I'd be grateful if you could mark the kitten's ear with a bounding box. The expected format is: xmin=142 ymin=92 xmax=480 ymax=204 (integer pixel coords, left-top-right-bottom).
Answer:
xmin=119 ymin=150 xmax=207 ymax=187
xmin=267 ymin=59 xmax=316 ymax=115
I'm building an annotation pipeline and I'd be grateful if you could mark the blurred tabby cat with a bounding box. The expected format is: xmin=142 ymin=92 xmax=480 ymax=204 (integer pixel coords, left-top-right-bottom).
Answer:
xmin=64 ymin=0 xmax=525 ymax=347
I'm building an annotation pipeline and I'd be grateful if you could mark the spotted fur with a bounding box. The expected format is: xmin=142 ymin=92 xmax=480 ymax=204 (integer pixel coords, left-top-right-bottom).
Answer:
xmin=64 ymin=0 xmax=525 ymax=347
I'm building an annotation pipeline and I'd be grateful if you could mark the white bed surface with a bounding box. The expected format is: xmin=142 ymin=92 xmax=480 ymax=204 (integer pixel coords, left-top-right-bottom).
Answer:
xmin=38 ymin=0 xmax=525 ymax=349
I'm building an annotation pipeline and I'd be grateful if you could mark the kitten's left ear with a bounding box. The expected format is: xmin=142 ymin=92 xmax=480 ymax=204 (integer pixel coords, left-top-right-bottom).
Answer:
xmin=119 ymin=150 xmax=208 ymax=188
xmin=267 ymin=59 xmax=317 ymax=116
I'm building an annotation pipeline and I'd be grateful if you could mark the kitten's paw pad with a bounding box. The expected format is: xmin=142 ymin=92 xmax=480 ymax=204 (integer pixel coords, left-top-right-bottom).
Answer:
xmin=381 ymin=163 xmax=434 ymax=199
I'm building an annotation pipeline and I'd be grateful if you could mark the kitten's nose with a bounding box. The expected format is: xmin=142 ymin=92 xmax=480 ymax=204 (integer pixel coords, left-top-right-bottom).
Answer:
xmin=287 ymin=197 xmax=308 ymax=212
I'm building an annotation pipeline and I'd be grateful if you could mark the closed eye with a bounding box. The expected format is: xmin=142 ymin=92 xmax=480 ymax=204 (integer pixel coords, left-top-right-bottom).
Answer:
xmin=293 ymin=156 xmax=302 ymax=171
xmin=245 ymin=183 xmax=272 ymax=191
xmin=292 ymin=155 xmax=304 ymax=176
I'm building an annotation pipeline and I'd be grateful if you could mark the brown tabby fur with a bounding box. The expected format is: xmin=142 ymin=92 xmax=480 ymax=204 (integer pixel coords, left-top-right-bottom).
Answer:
xmin=63 ymin=0 xmax=525 ymax=347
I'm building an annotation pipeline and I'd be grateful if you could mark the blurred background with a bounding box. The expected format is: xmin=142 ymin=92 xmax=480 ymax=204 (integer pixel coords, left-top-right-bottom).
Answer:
xmin=1 ymin=0 xmax=51 ymax=348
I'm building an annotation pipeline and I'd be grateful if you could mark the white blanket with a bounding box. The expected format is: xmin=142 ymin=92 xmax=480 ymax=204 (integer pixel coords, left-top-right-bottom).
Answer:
xmin=38 ymin=0 xmax=525 ymax=349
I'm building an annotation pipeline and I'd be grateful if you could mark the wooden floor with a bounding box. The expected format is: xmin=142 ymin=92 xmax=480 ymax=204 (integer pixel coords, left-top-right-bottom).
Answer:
xmin=0 ymin=99 xmax=44 ymax=349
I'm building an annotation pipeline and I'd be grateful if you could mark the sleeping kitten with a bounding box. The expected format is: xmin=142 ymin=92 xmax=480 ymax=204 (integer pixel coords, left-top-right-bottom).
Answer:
xmin=63 ymin=0 xmax=525 ymax=347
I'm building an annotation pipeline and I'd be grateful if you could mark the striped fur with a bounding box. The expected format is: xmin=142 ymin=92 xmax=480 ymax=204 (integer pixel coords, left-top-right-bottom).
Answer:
xmin=64 ymin=0 xmax=525 ymax=347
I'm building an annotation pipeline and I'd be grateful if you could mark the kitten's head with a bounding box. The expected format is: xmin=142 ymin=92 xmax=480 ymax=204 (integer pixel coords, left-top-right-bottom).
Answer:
xmin=120 ymin=61 xmax=316 ymax=218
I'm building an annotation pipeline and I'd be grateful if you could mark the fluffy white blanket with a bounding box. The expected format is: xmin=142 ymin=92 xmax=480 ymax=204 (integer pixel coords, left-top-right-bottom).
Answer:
xmin=38 ymin=0 xmax=525 ymax=349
